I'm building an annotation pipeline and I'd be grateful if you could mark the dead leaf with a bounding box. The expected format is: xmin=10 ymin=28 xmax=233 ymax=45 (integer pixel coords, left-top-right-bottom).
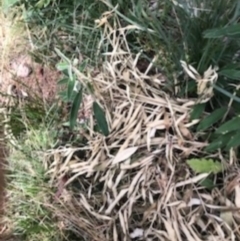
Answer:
xmin=112 ymin=146 xmax=138 ymax=165
xmin=235 ymin=185 xmax=240 ymax=207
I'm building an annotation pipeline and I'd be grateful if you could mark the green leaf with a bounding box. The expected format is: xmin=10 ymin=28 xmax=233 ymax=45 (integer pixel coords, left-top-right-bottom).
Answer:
xmin=219 ymin=69 xmax=240 ymax=80
xmin=199 ymin=178 xmax=215 ymax=190
xmin=69 ymin=87 xmax=83 ymax=130
xmin=58 ymin=91 xmax=68 ymax=102
xmin=57 ymin=77 xmax=69 ymax=86
xmin=79 ymin=59 xmax=88 ymax=72
xmin=2 ymin=0 xmax=19 ymax=13
xmin=67 ymin=77 xmax=76 ymax=101
xmin=35 ymin=0 xmax=51 ymax=8
xmin=197 ymin=107 xmax=227 ymax=132
xmin=222 ymin=63 xmax=240 ymax=70
xmin=56 ymin=62 xmax=69 ymax=71
xmin=67 ymin=65 xmax=74 ymax=81
xmin=215 ymin=116 xmax=240 ymax=134
xmin=190 ymin=103 xmax=206 ymax=121
xmin=225 ymin=131 xmax=240 ymax=150
xmin=205 ymin=139 xmax=224 ymax=152
xmin=205 ymin=132 xmax=233 ymax=152
xmin=93 ymin=101 xmax=109 ymax=136
xmin=86 ymin=82 xmax=95 ymax=94
xmin=203 ymin=24 xmax=240 ymax=38
xmin=178 ymin=80 xmax=196 ymax=97
xmin=213 ymin=84 xmax=240 ymax=103
xmin=187 ymin=158 xmax=223 ymax=174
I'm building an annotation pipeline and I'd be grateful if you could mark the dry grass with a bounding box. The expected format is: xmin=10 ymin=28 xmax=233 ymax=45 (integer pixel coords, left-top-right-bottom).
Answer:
xmin=41 ymin=12 xmax=240 ymax=241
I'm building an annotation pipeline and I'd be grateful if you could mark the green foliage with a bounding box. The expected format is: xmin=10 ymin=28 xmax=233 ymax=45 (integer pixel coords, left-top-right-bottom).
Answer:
xmin=56 ymin=53 xmax=109 ymax=135
xmin=8 ymin=100 xmax=46 ymax=138
xmin=196 ymin=107 xmax=227 ymax=132
xmin=2 ymin=0 xmax=19 ymax=13
xmin=6 ymin=127 xmax=61 ymax=241
xmin=12 ymin=0 xmax=106 ymax=65
xmin=93 ymin=101 xmax=109 ymax=137
xmin=203 ymin=24 xmax=240 ymax=38
xmin=216 ymin=116 xmax=240 ymax=134
xmin=199 ymin=178 xmax=215 ymax=190
xmin=190 ymin=103 xmax=206 ymax=121
xmin=187 ymin=158 xmax=223 ymax=174
xmin=56 ymin=60 xmax=83 ymax=130
xmin=205 ymin=131 xmax=233 ymax=152
xmin=219 ymin=69 xmax=240 ymax=80
xmin=204 ymin=116 xmax=240 ymax=152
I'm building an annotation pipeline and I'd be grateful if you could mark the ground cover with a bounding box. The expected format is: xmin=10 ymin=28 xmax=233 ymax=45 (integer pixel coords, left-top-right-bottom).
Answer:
xmin=1 ymin=0 xmax=240 ymax=240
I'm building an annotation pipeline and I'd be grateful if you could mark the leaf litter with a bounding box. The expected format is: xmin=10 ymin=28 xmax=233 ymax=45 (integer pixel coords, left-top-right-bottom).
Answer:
xmin=27 ymin=8 xmax=240 ymax=241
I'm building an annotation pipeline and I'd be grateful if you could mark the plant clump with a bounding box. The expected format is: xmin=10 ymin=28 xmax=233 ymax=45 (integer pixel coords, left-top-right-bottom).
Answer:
xmin=1 ymin=0 xmax=240 ymax=240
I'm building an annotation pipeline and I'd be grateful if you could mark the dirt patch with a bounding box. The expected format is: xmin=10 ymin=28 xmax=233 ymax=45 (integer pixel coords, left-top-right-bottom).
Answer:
xmin=0 ymin=53 xmax=62 ymax=104
xmin=0 ymin=12 xmax=62 ymax=105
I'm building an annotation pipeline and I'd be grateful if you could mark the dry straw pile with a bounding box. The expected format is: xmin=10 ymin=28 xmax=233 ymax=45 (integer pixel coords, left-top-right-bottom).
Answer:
xmin=6 ymin=9 xmax=238 ymax=241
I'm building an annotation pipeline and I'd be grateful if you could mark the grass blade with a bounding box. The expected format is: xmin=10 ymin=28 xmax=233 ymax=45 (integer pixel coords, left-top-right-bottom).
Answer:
xmin=203 ymin=24 xmax=240 ymax=38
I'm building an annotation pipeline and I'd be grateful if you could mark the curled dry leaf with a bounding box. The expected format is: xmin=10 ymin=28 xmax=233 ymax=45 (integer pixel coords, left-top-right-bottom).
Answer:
xmin=112 ymin=146 xmax=138 ymax=165
xmin=220 ymin=211 xmax=233 ymax=226
xmin=180 ymin=60 xmax=218 ymax=103
xmin=179 ymin=122 xmax=192 ymax=139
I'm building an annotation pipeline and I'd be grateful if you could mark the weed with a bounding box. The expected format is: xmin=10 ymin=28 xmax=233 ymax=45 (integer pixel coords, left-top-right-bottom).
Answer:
xmin=4 ymin=126 xmax=63 ymax=241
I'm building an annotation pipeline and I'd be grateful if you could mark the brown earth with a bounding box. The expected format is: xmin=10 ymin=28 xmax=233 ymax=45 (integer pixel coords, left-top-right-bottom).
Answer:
xmin=0 ymin=54 xmax=62 ymax=104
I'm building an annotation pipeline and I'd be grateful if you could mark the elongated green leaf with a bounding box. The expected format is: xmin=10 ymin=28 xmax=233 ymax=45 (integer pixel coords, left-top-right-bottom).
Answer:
xmin=57 ymin=77 xmax=69 ymax=86
xmin=205 ymin=132 xmax=235 ymax=152
xmin=226 ymin=131 xmax=240 ymax=150
xmin=78 ymin=59 xmax=88 ymax=72
xmin=215 ymin=116 xmax=240 ymax=134
xmin=213 ymin=84 xmax=240 ymax=103
xmin=199 ymin=178 xmax=215 ymax=190
xmin=87 ymin=82 xmax=95 ymax=94
xmin=222 ymin=63 xmax=240 ymax=70
xmin=102 ymin=1 xmax=155 ymax=33
xmin=67 ymin=78 xmax=75 ymax=101
xmin=204 ymin=139 xmax=224 ymax=152
xmin=204 ymin=24 xmax=240 ymax=38
xmin=187 ymin=158 xmax=223 ymax=174
xmin=93 ymin=101 xmax=109 ymax=136
xmin=70 ymin=87 xmax=83 ymax=130
xmin=197 ymin=107 xmax=227 ymax=132
xmin=219 ymin=69 xmax=240 ymax=80
xmin=178 ymin=80 xmax=196 ymax=97
xmin=67 ymin=65 xmax=74 ymax=81
xmin=190 ymin=103 xmax=206 ymax=121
